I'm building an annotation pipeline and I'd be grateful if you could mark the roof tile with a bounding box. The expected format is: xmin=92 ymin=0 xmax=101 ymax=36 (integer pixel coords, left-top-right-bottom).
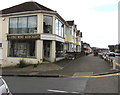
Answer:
xmin=1 ymin=1 xmax=55 ymax=15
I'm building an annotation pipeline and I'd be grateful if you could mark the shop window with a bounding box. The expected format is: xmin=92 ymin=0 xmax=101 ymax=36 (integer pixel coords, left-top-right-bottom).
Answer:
xmin=43 ymin=15 xmax=53 ymax=34
xmin=56 ymin=42 xmax=64 ymax=57
xmin=8 ymin=40 xmax=35 ymax=58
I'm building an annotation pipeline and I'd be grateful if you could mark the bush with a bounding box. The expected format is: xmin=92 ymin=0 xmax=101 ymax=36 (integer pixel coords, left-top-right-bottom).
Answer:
xmin=17 ymin=59 xmax=28 ymax=68
xmin=33 ymin=64 xmax=38 ymax=68
xmin=33 ymin=61 xmax=40 ymax=68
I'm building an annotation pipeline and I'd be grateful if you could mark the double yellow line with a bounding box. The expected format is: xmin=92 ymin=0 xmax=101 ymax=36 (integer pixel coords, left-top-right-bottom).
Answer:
xmin=60 ymin=72 xmax=120 ymax=78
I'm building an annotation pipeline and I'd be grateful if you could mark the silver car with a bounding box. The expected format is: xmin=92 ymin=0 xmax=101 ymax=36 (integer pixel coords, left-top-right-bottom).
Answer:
xmin=0 ymin=76 xmax=12 ymax=95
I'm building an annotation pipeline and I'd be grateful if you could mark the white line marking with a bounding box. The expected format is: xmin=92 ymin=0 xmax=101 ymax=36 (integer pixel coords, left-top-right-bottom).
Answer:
xmin=72 ymin=92 xmax=79 ymax=94
xmin=48 ymin=89 xmax=68 ymax=93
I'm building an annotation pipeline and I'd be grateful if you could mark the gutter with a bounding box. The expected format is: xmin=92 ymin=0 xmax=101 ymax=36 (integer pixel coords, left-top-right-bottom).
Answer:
xmin=0 ymin=10 xmax=57 ymax=17
xmin=0 ymin=10 xmax=67 ymax=26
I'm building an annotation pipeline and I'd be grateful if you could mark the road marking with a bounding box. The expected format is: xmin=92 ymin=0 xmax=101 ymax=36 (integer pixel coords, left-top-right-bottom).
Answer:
xmin=60 ymin=72 xmax=120 ymax=78
xmin=72 ymin=72 xmax=93 ymax=77
xmin=71 ymin=92 xmax=79 ymax=94
xmin=48 ymin=89 xmax=68 ymax=93
xmin=48 ymin=89 xmax=79 ymax=94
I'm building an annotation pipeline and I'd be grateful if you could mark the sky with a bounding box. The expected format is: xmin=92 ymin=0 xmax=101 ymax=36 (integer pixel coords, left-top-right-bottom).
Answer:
xmin=0 ymin=0 xmax=119 ymax=48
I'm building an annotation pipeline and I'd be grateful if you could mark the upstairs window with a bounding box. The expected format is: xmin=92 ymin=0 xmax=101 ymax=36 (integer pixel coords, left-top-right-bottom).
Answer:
xmin=18 ymin=17 xmax=27 ymax=34
xmin=43 ymin=15 xmax=53 ymax=34
xmin=9 ymin=15 xmax=37 ymax=34
xmin=9 ymin=17 xmax=17 ymax=34
xmin=28 ymin=16 xmax=37 ymax=33
xmin=55 ymin=18 xmax=64 ymax=37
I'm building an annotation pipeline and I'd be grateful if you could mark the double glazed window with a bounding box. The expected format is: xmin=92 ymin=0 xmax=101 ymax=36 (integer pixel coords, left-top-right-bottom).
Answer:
xmin=43 ymin=15 xmax=53 ymax=34
xmin=9 ymin=16 xmax=37 ymax=34
xmin=55 ymin=19 xmax=64 ymax=37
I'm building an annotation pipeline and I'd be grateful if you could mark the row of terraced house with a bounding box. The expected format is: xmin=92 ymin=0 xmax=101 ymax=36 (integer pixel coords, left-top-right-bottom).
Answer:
xmin=0 ymin=1 xmax=83 ymax=67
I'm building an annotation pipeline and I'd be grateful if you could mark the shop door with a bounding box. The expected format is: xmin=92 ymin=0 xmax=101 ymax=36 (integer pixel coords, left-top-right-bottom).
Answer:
xmin=43 ymin=41 xmax=50 ymax=60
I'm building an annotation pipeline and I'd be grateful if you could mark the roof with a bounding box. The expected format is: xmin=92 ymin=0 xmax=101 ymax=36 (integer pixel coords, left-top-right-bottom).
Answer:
xmin=76 ymin=30 xmax=80 ymax=36
xmin=82 ymin=42 xmax=90 ymax=46
xmin=66 ymin=20 xmax=74 ymax=26
xmin=1 ymin=1 xmax=67 ymax=25
xmin=1 ymin=1 xmax=55 ymax=15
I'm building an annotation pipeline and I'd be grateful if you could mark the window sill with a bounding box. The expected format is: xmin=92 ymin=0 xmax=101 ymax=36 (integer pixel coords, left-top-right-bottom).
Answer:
xmin=8 ymin=56 xmax=37 ymax=59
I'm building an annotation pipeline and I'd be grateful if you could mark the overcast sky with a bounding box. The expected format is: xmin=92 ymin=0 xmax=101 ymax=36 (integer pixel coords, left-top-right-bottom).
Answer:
xmin=0 ymin=0 xmax=119 ymax=48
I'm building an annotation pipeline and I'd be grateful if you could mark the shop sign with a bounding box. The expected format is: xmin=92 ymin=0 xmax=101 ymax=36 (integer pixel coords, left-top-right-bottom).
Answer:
xmin=41 ymin=34 xmax=55 ymax=40
xmin=7 ymin=34 xmax=40 ymax=40
xmin=41 ymin=34 xmax=65 ymax=42
xmin=56 ymin=36 xmax=64 ymax=42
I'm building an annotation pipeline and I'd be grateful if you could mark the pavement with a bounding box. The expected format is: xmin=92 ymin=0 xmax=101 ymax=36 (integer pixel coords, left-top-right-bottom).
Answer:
xmin=110 ymin=56 xmax=120 ymax=64
xmin=2 ymin=54 xmax=120 ymax=77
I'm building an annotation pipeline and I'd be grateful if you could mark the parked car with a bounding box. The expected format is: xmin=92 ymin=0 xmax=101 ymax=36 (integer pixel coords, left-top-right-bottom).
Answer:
xmin=114 ymin=53 xmax=120 ymax=56
xmin=106 ymin=52 xmax=115 ymax=57
xmin=0 ymin=76 xmax=12 ymax=95
xmin=98 ymin=52 xmax=107 ymax=56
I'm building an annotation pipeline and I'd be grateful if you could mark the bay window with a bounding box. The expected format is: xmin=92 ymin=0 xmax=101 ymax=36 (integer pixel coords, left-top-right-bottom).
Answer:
xmin=55 ymin=18 xmax=64 ymax=37
xmin=9 ymin=15 xmax=37 ymax=34
xmin=9 ymin=17 xmax=17 ymax=34
xmin=43 ymin=15 xmax=53 ymax=34
xmin=18 ymin=17 xmax=27 ymax=34
xmin=28 ymin=16 xmax=37 ymax=33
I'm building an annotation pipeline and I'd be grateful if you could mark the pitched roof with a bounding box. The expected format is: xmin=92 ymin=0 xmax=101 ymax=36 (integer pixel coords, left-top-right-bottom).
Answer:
xmin=66 ymin=20 xmax=74 ymax=26
xmin=1 ymin=1 xmax=55 ymax=15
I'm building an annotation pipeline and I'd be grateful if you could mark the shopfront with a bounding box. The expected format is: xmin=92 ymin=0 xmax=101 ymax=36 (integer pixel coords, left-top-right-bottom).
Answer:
xmin=7 ymin=34 xmax=40 ymax=58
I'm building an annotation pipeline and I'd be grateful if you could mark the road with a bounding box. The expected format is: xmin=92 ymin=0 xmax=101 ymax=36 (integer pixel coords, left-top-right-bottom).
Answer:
xmin=3 ymin=76 xmax=89 ymax=94
xmin=2 ymin=55 xmax=120 ymax=95
xmin=3 ymin=76 xmax=119 ymax=95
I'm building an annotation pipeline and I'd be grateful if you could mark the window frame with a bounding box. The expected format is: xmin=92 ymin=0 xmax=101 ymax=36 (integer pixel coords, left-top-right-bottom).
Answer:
xmin=43 ymin=15 xmax=53 ymax=34
xmin=9 ymin=15 xmax=37 ymax=34
xmin=8 ymin=40 xmax=36 ymax=58
xmin=55 ymin=18 xmax=64 ymax=38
